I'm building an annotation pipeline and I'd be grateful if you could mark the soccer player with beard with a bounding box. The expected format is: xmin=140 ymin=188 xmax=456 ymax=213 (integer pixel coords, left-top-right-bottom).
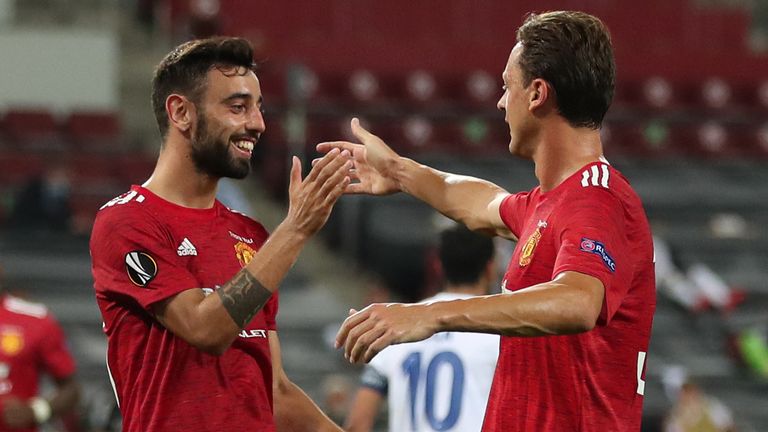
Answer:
xmin=90 ymin=37 xmax=349 ymax=432
xmin=323 ymin=11 xmax=655 ymax=431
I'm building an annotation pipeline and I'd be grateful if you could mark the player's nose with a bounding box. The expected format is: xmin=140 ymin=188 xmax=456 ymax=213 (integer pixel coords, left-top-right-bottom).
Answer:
xmin=246 ymin=108 xmax=266 ymax=134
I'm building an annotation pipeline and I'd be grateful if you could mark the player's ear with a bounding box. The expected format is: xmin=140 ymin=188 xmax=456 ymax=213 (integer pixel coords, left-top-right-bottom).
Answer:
xmin=528 ymin=78 xmax=550 ymax=110
xmin=166 ymin=94 xmax=195 ymax=133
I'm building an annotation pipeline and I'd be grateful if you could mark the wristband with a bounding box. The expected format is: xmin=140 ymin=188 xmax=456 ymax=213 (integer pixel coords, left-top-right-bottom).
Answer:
xmin=28 ymin=397 xmax=51 ymax=424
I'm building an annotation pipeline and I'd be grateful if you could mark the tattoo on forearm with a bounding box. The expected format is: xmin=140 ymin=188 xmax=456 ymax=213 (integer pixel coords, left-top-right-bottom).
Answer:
xmin=217 ymin=269 xmax=272 ymax=328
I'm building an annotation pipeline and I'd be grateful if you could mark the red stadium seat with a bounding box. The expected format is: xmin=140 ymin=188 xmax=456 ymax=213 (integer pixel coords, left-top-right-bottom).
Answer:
xmin=69 ymin=191 xmax=115 ymax=232
xmin=114 ymin=154 xmax=156 ymax=187
xmin=737 ymin=123 xmax=768 ymax=158
xmin=255 ymin=65 xmax=287 ymax=105
xmin=371 ymin=73 xmax=410 ymax=104
xmin=70 ymin=154 xmax=121 ymax=193
xmin=348 ymin=70 xmax=381 ymax=103
xmin=463 ymin=70 xmax=499 ymax=108
xmin=693 ymin=121 xmax=734 ymax=157
xmin=643 ymin=77 xmax=675 ymax=110
xmin=65 ymin=111 xmax=123 ymax=152
xmin=665 ymin=121 xmax=742 ymax=158
xmin=406 ymin=70 xmax=438 ymax=103
xmin=0 ymin=152 xmax=45 ymax=185
xmin=757 ymin=81 xmax=768 ymax=111
xmin=700 ymin=78 xmax=732 ymax=110
xmin=602 ymin=121 xmax=672 ymax=158
xmin=3 ymin=109 xmax=64 ymax=151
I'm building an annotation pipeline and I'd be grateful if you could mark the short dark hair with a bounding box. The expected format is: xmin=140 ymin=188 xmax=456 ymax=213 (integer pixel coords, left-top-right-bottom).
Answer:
xmin=438 ymin=225 xmax=495 ymax=286
xmin=516 ymin=11 xmax=615 ymax=129
xmin=151 ymin=37 xmax=256 ymax=138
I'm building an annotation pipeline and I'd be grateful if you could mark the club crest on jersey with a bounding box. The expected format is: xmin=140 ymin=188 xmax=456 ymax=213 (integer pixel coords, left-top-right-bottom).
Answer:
xmin=0 ymin=330 xmax=23 ymax=356
xmin=519 ymin=220 xmax=547 ymax=267
xmin=234 ymin=242 xmax=256 ymax=268
xmin=580 ymin=238 xmax=616 ymax=272
xmin=125 ymin=251 xmax=158 ymax=287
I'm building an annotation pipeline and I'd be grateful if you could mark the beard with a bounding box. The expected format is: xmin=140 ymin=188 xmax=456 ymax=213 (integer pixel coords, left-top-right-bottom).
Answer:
xmin=190 ymin=110 xmax=251 ymax=179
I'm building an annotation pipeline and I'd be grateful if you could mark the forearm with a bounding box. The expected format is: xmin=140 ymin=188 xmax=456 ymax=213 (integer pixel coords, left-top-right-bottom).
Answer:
xmin=274 ymin=379 xmax=342 ymax=432
xmin=48 ymin=378 xmax=80 ymax=418
xmin=344 ymin=388 xmax=382 ymax=432
xmin=215 ymin=220 xmax=307 ymax=328
xmin=244 ymin=220 xmax=310 ymax=291
xmin=393 ymin=157 xmax=510 ymax=235
xmin=430 ymin=279 xmax=602 ymax=336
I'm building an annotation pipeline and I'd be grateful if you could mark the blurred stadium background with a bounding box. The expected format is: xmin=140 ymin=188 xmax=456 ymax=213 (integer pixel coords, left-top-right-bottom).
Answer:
xmin=0 ymin=0 xmax=767 ymax=430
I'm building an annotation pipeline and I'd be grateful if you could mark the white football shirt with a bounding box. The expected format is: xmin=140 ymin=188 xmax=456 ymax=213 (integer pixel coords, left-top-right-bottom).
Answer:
xmin=362 ymin=292 xmax=499 ymax=432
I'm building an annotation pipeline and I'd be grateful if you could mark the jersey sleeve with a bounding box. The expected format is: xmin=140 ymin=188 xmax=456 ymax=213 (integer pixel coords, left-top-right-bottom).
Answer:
xmin=38 ymin=315 xmax=76 ymax=380
xmin=359 ymin=364 xmax=388 ymax=395
xmin=551 ymin=187 xmax=632 ymax=325
xmin=262 ymin=292 xmax=279 ymax=331
xmin=356 ymin=344 xmax=391 ymax=398
xmin=91 ymin=208 xmax=200 ymax=310
xmin=498 ymin=192 xmax=530 ymax=238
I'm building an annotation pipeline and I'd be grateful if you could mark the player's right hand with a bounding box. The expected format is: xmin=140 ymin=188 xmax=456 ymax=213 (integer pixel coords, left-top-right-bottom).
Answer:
xmin=335 ymin=302 xmax=437 ymax=364
xmin=285 ymin=148 xmax=351 ymax=237
xmin=316 ymin=118 xmax=401 ymax=196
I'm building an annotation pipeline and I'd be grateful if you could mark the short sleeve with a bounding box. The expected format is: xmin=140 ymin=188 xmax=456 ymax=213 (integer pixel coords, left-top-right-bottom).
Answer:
xmin=91 ymin=209 xmax=199 ymax=310
xmin=262 ymin=292 xmax=279 ymax=330
xmin=365 ymin=348 xmax=392 ymax=392
xmin=498 ymin=192 xmax=531 ymax=239
xmin=38 ymin=315 xmax=76 ymax=380
xmin=552 ymin=187 xmax=631 ymax=325
xmin=359 ymin=364 xmax=388 ymax=395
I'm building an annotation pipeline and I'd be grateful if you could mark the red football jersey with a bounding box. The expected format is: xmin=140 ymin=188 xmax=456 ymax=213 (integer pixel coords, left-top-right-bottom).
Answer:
xmin=484 ymin=161 xmax=656 ymax=431
xmin=90 ymin=185 xmax=277 ymax=432
xmin=0 ymin=295 xmax=76 ymax=432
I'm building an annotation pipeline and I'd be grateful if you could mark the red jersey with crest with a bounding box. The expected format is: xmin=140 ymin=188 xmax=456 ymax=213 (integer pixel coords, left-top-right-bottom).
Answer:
xmin=0 ymin=295 xmax=76 ymax=432
xmin=483 ymin=161 xmax=655 ymax=431
xmin=90 ymin=185 xmax=277 ymax=432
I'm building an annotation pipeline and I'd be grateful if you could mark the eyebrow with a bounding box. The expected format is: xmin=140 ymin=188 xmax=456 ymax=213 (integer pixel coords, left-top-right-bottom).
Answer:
xmin=222 ymin=92 xmax=252 ymax=103
xmin=222 ymin=93 xmax=264 ymax=106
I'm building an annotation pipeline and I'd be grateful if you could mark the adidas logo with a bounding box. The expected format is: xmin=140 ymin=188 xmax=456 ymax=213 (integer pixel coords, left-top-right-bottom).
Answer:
xmin=177 ymin=238 xmax=198 ymax=256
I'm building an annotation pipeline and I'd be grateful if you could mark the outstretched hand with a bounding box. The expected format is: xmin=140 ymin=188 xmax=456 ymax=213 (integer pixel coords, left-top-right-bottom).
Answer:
xmin=316 ymin=118 xmax=402 ymax=196
xmin=285 ymin=148 xmax=351 ymax=237
xmin=334 ymin=302 xmax=437 ymax=364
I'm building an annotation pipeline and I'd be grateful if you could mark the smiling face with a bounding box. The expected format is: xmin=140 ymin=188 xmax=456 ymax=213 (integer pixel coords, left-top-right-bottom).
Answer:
xmin=497 ymin=43 xmax=538 ymax=159
xmin=189 ymin=66 xmax=265 ymax=179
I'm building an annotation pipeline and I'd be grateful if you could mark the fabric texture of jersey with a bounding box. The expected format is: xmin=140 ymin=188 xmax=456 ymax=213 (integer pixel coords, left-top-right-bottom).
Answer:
xmin=0 ymin=295 xmax=76 ymax=432
xmin=484 ymin=161 xmax=656 ymax=431
xmin=90 ymin=185 xmax=277 ymax=432
xmin=364 ymin=292 xmax=499 ymax=432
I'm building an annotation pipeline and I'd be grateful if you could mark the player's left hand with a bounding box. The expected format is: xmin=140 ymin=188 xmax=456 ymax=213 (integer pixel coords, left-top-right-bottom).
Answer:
xmin=2 ymin=397 xmax=36 ymax=428
xmin=335 ymin=303 xmax=437 ymax=363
